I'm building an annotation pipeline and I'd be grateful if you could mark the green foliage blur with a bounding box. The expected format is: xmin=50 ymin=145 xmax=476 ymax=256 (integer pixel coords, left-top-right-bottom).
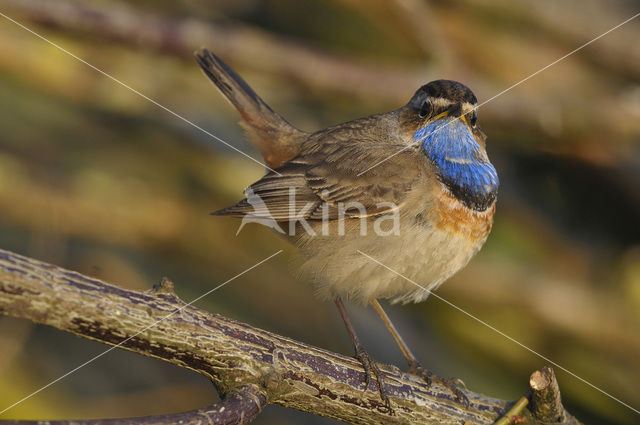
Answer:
xmin=0 ymin=1 xmax=638 ymax=424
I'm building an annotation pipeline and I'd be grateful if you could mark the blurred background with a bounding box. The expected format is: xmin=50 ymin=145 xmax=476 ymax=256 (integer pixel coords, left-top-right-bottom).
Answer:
xmin=0 ymin=0 xmax=638 ymax=424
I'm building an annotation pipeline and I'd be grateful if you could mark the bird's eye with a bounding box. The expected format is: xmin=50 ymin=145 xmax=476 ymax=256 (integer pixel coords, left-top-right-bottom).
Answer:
xmin=419 ymin=101 xmax=432 ymax=119
xmin=470 ymin=110 xmax=478 ymax=127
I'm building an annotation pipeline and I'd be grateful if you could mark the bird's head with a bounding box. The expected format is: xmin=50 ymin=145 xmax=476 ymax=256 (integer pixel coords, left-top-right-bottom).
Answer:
xmin=403 ymin=80 xmax=498 ymax=211
xmin=405 ymin=79 xmax=483 ymax=147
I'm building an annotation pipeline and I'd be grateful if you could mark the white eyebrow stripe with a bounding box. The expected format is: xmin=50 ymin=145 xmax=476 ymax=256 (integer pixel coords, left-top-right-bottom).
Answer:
xmin=431 ymin=98 xmax=455 ymax=109
xmin=461 ymin=102 xmax=477 ymax=115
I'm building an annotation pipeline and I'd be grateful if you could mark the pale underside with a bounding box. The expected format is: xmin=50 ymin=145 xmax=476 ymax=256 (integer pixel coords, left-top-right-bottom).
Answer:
xmin=288 ymin=185 xmax=494 ymax=305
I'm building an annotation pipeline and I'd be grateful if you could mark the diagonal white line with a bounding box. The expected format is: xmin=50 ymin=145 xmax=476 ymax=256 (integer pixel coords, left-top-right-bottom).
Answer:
xmin=357 ymin=10 xmax=640 ymax=177
xmin=0 ymin=250 xmax=282 ymax=416
xmin=0 ymin=11 xmax=282 ymax=176
xmin=475 ymin=11 xmax=640 ymax=110
xmin=357 ymin=250 xmax=640 ymax=415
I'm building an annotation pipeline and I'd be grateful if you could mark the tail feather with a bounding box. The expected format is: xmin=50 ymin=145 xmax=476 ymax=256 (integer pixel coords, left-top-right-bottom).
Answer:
xmin=195 ymin=48 xmax=305 ymax=169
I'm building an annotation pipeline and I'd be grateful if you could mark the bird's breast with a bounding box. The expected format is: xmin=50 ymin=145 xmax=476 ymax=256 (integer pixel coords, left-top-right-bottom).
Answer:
xmin=426 ymin=185 xmax=495 ymax=244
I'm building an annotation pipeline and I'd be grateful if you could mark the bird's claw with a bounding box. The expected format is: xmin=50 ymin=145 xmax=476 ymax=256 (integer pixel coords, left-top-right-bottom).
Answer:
xmin=409 ymin=362 xmax=470 ymax=408
xmin=354 ymin=343 xmax=393 ymax=413
xmin=409 ymin=362 xmax=433 ymax=386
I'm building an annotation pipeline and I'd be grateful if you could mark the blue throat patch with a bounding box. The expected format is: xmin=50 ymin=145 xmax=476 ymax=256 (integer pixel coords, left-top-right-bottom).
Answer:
xmin=415 ymin=118 xmax=499 ymax=211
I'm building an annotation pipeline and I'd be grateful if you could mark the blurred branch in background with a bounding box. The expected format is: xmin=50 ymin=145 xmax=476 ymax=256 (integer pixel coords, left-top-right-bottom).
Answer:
xmin=0 ymin=248 xmax=583 ymax=425
xmin=0 ymin=0 xmax=427 ymax=101
xmin=3 ymin=0 xmax=640 ymax=162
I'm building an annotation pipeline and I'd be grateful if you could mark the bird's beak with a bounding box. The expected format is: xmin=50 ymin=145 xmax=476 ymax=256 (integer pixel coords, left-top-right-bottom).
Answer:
xmin=430 ymin=109 xmax=471 ymax=129
xmin=430 ymin=110 xmax=450 ymax=121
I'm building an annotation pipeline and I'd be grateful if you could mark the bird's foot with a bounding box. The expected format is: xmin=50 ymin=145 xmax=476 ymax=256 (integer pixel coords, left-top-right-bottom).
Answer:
xmin=408 ymin=361 xmax=470 ymax=408
xmin=354 ymin=343 xmax=393 ymax=412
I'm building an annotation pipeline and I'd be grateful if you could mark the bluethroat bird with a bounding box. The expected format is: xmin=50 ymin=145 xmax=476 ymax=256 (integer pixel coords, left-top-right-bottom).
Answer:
xmin=196 ymin=49 xmax=498 ymax=409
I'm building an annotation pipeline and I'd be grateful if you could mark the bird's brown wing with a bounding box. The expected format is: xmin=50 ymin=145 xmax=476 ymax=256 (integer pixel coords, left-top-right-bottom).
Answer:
xmin=213 ymin=138 xmax=424 ymax=221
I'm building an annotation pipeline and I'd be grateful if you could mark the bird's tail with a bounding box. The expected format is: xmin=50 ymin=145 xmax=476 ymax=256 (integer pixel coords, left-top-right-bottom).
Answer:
xmin=195 ymin=48 xmax=305 ymax=169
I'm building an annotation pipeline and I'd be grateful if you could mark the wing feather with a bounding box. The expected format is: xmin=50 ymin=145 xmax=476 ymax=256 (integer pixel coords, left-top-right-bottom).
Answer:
xmin=214 ymin=119 xmax=425 ymax=221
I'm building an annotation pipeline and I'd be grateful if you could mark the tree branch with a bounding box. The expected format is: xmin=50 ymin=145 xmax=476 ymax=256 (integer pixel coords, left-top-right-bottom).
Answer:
xmin=529 ymin=366 xmax=571 ymax=423
xmin=1 ymin=384 xmax=266 ymax=425
xmin=0 ymin=248 xmax=582 ymax=424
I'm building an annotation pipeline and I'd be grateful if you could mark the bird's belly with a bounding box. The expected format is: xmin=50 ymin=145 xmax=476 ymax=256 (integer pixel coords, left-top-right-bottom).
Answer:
xmin=293 ymin=190 xmax=495 ymax=305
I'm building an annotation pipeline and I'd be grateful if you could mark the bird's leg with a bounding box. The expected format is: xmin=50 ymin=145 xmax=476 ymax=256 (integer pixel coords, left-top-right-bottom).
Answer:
xmin=370 ymin=299 xmax=469 ymax=407
xmin=334 ymin=296 xmax=392 ymax=410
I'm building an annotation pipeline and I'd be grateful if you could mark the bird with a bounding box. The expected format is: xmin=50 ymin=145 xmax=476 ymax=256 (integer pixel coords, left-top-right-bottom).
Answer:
xmin=195 ymin=48 xmax=499 ymax=410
